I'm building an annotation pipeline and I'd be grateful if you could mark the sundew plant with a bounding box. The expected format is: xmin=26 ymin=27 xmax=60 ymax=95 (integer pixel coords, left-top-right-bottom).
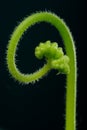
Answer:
xmin=6 ymin=12 xmax=77 ymax=130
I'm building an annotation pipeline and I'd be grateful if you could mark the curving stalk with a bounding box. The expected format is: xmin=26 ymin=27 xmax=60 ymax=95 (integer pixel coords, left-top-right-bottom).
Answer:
xmin=6 ymin=12 xmax=77 ymax=130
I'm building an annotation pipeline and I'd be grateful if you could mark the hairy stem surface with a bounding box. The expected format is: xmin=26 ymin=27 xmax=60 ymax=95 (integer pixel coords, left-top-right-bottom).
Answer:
xmin=6 ymin=12 xmax=77 ymax=130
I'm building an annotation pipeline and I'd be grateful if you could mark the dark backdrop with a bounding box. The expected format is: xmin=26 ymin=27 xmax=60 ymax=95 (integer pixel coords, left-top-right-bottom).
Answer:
xmin=0 ymin=0 xmax=86 ymax=130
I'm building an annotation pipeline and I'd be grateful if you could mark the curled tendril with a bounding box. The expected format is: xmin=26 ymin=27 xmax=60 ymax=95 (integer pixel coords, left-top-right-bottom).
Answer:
xmin=6 ymin=11 xmax=77 ymax=130
xmin=35 ymin=40 xmax=70 ymax=74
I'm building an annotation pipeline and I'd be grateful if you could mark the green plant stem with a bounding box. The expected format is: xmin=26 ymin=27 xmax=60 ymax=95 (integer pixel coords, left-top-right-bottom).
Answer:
xmin=6 ymin=12 xmax=77 ymax=130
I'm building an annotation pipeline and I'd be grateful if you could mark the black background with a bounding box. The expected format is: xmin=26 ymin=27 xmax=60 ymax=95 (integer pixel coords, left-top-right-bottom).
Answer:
xmin=0 ymin=0 xmax=86 ymax=130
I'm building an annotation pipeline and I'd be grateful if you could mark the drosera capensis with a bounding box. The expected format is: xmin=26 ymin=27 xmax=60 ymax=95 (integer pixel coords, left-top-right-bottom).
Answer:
xmin=6 ymin=11 xmax=77 ymax=130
